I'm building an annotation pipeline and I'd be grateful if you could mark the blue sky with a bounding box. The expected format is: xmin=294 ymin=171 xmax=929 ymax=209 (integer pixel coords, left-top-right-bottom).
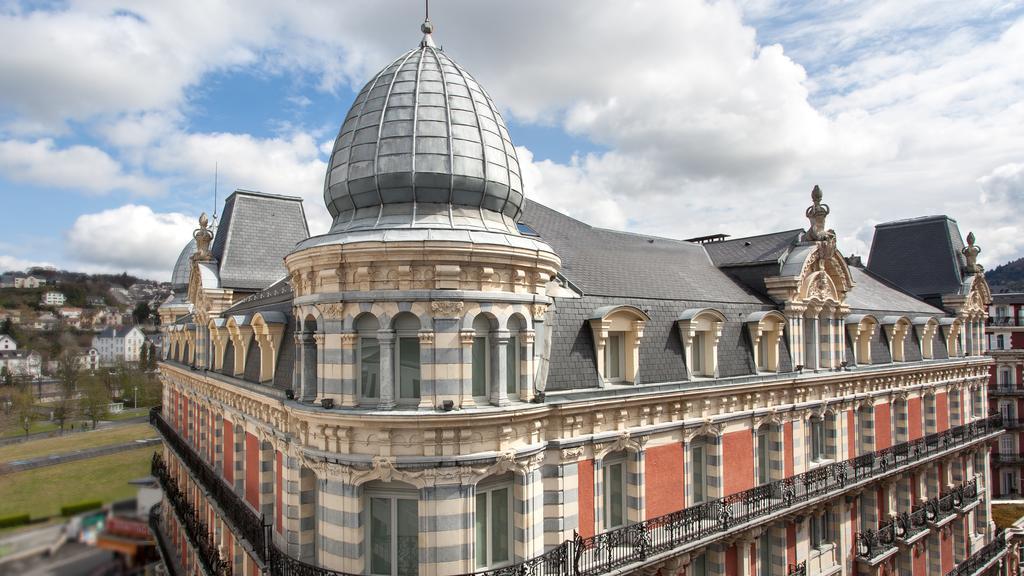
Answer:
xmin=1 ymin=1 xmax=1023 ymax=280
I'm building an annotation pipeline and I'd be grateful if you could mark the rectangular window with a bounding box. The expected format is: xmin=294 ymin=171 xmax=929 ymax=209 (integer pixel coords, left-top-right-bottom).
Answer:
xmin=819 ymin=318 xmax=830 ymax=369
xmin=605 ymin=333 xmax=623 ymax=380
xmin=360 ymin=338 xmax=380 ymax=399
xmin=604 ymin=461 xmax=625 ymax=529
xmin=803 ymin=318 xmax=817 ymax=370
xmin=758 ymin=335 xmax=769 ymax=371
xmin=692 ymin=332 xmax=705 ymax=375
xmin=810 ymin=509 xmax=833 ymax=549
xmin=370 ymin=496 xmax=419 ymax=576
xmin=810 ymin=419 xmax=825 ymax=462
xmin=472 ymin=337 xmax=488 ymax=397
xmin=692 ymin=554 xmax=707 ymax=576
xmin=475 ymin=486 xmax=512 ymax=568
xmin=506 ymin=336 xmax=518 ymax=395
xmin=692 ymin=444 xmax=706 ymax=503
xmin=757 ymin=429 xmax=770 ymax=484
xmin=398 ymin=337 xmax=420 ymax=400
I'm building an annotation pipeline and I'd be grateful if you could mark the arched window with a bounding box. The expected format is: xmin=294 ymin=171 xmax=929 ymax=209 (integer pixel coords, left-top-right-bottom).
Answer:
xmin=746 ymin=312 xmax=785 ymax=373
xmin=914 ymin=317 xmax=939 ymax=359
xmin=589 ymin=306 xmax=648 ymax=385
xmin=689 ymin=435 xmax=715 ymax=504
xmin=299 ymin=315 xmax=319 ymax=402
xmin=356 ymin=314 xmax=380 ymax=404
xmin=881 ymin=316 xmax=911 ymax=363
xmin=601 ymin=452 xmax=627 ymax=530
xmin=846 ymin=315 xmax=878 ymax=366
xmin=677 ymin=308 xmax=725 ymax=378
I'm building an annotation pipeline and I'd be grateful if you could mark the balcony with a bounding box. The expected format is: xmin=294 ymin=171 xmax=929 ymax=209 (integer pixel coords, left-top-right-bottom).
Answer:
xmin=151 ymin=406 xmax=1001 ymax=576
xmin=988 ymin=317 xmax=1020 ymax=327
xmin=989 ymin=387 xmax=1024 ymax=397
xmin=946 ymin=530 xmax=1007 ymax=576
xmin=150 ymin=408 xmax=359 ymax=576
xmin=994 ymin=453 xmax=1024 ymax=466
xmin=999 ymin=418 xmax=1024 ymax=430
xmin=148 ymin=504 xmax=182 ymax=576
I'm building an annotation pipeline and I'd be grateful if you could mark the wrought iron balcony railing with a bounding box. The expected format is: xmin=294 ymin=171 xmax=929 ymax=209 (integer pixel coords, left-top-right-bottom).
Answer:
xmin=787 ymin=560 xmax=807 ymax=576
xmin=999 ymin=418 xmax=1024 ymax=430
xmin=150 ymin=407 xmax=359 ymax=576
xmin=989 ymin=387 xmax=1024 ymax=397
xmin=149 ymin=503 xmax=181 ymax=576
xmin=151 ymin=406 xmax=1001 ymax=576
xmin=994 ymin=453 xmax=1024 ymax=466
xmin=153 ymin=453 xmax=232 ymax=576
xmin=946 ymin=530 xmax=1007 ymax=576
xmin=859 ymin=479 xmax=978 ymax=562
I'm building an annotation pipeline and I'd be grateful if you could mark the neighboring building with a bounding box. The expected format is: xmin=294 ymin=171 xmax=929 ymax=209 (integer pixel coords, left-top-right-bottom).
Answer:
xmin=151 ymin=18 xmax=1008 ymax=576
xmin=0 ymin=309 xmax=22 ymax=325
xmin=59 ymin=306 xmax=84 ymax=329
xmin=87 ymin=296 xmax=106 ymax=307
xmin=32 ymin=312 xmax=58 ymax=331
xmin=92 ymin=326 xmax=147 ymax=365
xmin=41 ymin=291 xmax=66 ymax=306
xmin=985 ymin=293 xmax=1024 ymax=498
xmin=15 ymin=275 xmax=43 ymax=289
xmin=0 ymin=335 xmax=16 ymax=350
xmin=79 ymin=347 xmax=100 ymax=371
xmin=0 ymin=349 xmax=42 ymax=378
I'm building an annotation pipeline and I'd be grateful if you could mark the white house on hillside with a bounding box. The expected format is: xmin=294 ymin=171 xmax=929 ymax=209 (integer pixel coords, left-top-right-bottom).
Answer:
xmin=92 ymin=326 xmax=146 ymax=365
xmin=0 ymin=335 xmax=16 ymax=351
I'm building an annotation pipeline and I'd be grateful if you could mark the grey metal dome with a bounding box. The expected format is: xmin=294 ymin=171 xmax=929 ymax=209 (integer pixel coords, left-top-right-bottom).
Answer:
xmin=170 ymin=239 xmax=196 ymax=291
xmin=323 ymin=24 xmax=523 ymax=234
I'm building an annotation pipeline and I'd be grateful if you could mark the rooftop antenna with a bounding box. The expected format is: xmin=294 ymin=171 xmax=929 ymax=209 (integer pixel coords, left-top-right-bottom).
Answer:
xmin=212 ymin=162 xmax=219 ymax=228
xmin=421 ymin=0 xmax=436 ymax=48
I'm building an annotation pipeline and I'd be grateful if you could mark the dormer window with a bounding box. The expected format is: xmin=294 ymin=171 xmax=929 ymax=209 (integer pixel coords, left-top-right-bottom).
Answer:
xmin=845 ymin=315 xmax=878 ymax=366
xmin=913 ymin=317 xmax=938 ymax=359
xmin=678 ymin=308 xmax=726 ymax=378
xmin=881 ymin=316 xmax=911 ymax=362
xmin=941 ymin=318 xmax=963 ymax=358
xmin=746 ymin=311 xmax=786 ymax=373
xmin=588 ymin=306 xmax=649 ymax=385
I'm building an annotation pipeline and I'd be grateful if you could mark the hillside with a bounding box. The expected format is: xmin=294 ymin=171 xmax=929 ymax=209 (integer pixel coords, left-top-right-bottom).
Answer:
xmin=987 ymin=257 xmax=1024 ymax=294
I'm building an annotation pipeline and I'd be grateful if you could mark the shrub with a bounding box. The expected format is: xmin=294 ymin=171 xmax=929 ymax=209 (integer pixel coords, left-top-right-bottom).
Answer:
xmin=0 ymin=513 xmax=31 ymax=528
xmin=60 ymin=500 xmax=102 ymax=517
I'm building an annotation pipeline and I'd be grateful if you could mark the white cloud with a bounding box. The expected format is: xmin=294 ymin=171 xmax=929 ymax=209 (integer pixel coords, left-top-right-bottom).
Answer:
xmin=0 ymin=138 xmax=160 ymax=195
xmin=0 ymin=254 xmax=56 ymax=273
xmin=65 ymin=204 xmax=196 ymax=280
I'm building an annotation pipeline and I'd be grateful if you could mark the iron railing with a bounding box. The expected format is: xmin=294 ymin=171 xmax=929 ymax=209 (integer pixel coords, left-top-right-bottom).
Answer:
xmin=787 ymin=560 xmax=807 ymax=576
xmin=946 ymin=530 xmax=1007 ymax=576
xmin=152 ymin=405 xmax=1001 ymax=576
xmin=153 ymin=453 xmax=232 ymax=576
xmin=994 ymin=453 xmax=1024 ymax=466
xmin=150 ymin=407 xmax=360 ymax=576
xmin=989 ymin=387 xmax=1024 ymax=397
xmin=149 ymin=503 xmax=181 ymax=576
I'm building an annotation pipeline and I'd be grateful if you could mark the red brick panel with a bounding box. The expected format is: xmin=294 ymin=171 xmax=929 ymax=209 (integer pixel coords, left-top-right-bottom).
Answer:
xmin=786 ymin=524 xmax=796 ymax=567
xmin=908 ymin=398 xmax=922 ymax=440
xmin=725 ymin=544 xmax=738 ymax=576
xmin=940 ymin=528 xmax=954 ymax=574
xmin=936 ymin=392 xmax=949 ymax=431
xmin=223 ymin=423 xmax=234 ymax=484
xmin=245 ymin=433 xmax=259 ymax=509
xmin=644 ymin=443 xmax=683 ymax=518
xmin=875 ymin=402 xmax=892 ymax=449
xmin=722 ymin=430 xmax=754 ymax=496
xmin=784 ymin=422 xmax=794 ymax=477
xmin=848 ymin=410 xmax=856 ymax=457
xmin=578 ymin=459 xmax=595 ymax=538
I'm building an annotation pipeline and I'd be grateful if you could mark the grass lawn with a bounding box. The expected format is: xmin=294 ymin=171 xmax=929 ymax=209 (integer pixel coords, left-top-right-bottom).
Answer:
xmin=105 ymin=407 xmax=150 ymax=421
xmin=0 ymin=420 xmax=60 ymax=439
xmin=993 ymin=503 xmax=1024 ymax=530
xmin=0 ymin=446 xmax=158 ymax=520
xmin=0 ymin=422 xmax=156 ymax=463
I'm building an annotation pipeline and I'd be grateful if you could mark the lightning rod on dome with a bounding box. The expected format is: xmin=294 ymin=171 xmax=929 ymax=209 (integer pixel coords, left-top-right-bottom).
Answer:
xmin=421 ymin=0 xmax=436 ymax=48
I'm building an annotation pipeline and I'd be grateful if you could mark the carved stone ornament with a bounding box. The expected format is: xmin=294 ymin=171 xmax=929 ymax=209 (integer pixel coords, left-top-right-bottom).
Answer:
xmin=560 ymin=446 xmax=584 ymax=462
xmin=192 ymin=212 xmax=214 ymax=261
xmin=317 ymin=303 xmax=345 ymax=320
xmin=962 ymin=232 xmax=982 ymax=273
xmin=431 ymin=300 xmax=464 ymax=319
xmin=805 ymin=185 xmax=836 ymax=242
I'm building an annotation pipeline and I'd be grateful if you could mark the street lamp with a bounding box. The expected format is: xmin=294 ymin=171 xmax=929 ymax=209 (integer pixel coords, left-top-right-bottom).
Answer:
xmin=133 ymin=385 xmax=138 ymax=409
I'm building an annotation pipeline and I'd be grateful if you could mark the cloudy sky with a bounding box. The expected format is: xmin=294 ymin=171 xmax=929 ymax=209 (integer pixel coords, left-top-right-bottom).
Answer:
xmin=1 ymin=0 xmax=1022 ymax=281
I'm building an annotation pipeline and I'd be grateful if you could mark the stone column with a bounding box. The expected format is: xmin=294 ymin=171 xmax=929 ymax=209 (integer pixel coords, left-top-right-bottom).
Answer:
xmin=459 ymin=330 xmax=476 ymax=408
xmin=377 ymin=330 xmax=396 ymax=409
xmin=491 ymin=330 xmax=511 ymax=407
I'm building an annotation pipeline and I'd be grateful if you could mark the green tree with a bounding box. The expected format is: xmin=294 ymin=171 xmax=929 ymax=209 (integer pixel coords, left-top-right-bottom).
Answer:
xmin=139 ymin=342 xmax=150 ymax=371
xmin=1 ymin=366 xmax=11 ymax=387
xmin=53 ymin=354 xmax=80 ymax=433
xmin=11 ymin=387 xmax=36 ymax=436
xmin=79 ymin=374 xmax=109 ymax=429
xmin=0 ymin=317 xmax=12 ymax=335
xmin=133 ymin=302 xmax=152 ymax=325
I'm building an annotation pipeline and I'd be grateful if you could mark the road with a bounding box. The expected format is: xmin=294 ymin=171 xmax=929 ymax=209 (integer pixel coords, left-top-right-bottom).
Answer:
xmin=0 ymin=542 xmax=117 ymax=576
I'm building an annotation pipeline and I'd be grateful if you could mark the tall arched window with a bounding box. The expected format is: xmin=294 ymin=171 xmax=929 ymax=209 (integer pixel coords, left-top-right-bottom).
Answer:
xmin=471 ymin=314 xmax=496 ymax=403
xmin=364 ymin=481 xmax=419 ymax=576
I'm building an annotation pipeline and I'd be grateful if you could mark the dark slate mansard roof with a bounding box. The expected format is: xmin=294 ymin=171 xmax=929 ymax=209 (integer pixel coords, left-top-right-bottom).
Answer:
xmin=867 ymin=216 xmax=968 ymax=302
xmin=212 ymin=190 xmax=311 ymax=292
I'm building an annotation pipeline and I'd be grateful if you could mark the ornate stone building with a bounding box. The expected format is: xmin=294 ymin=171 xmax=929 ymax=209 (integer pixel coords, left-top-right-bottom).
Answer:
xmin=151 ymin=16 xmax=1011 ymax=576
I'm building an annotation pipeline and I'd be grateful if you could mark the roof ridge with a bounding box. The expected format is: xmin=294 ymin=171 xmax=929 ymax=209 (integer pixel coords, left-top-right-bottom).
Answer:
xmin=712 ymin=228 xmax=804 ymax=244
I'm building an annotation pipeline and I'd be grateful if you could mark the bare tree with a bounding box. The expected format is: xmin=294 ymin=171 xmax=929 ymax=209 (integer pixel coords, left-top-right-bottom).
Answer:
xmin=79 ymin=374 xmax=110 ymax=429
xmin=11 ymin=386 xmax=36 ymax=437
xmin=53 ymin=353 xmax=80 ymax=433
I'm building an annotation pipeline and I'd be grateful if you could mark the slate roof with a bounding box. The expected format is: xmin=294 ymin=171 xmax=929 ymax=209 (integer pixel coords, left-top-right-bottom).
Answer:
xmin=97 ymin=326 xmax=142 ymax=339
xmin=704 ymin=229 xmax=804 ymax=267
xmin=845 ymin=266 xmax=946 ymax=317
xmin=212 ymin=190 xmax=310 ymax=291
xmin=991 ymin=292 xmax=1024 ymax=305
xmin=867 ymin=216 xmax=967 ymax=298
xmin=519 ymin=200 xmax=765 ymax=305
xmin=223 ymin=277 xmax=294 ymax=315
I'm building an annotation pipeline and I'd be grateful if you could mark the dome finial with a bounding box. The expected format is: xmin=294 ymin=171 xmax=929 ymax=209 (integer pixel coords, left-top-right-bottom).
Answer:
xmin=420 ymin=0 xmax=435 ymax=47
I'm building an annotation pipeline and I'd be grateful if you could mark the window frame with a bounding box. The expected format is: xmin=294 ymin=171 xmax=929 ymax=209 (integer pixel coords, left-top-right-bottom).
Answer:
xmin=365 ymin=488 xmax=419 ymax=576
xmin=602 ymin=455 xmax=627 ymax=530
xmin=506 ymin=334 xmax=520 ymax=399
xmin=475 ymin=481 xmax=514 ymax=570
xmin=358 ymin=335 xmax=381 ymax=404
xmin=395 ymin=333 xmax=421 ymax=405
xmin=691 ymin=441 xmax=708 ymax=504
xmin=472 ymin=334 xmax=490 ymax=401
xmin=604 ymin=331 xmax=626 ymax=382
